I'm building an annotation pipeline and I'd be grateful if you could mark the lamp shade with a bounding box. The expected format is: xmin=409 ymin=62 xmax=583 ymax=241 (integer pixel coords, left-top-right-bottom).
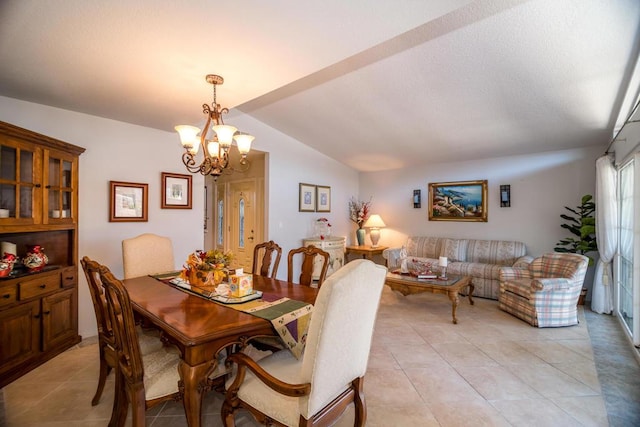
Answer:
xmin=175 ymin=125 xmax=200 ymax=149
xmin=212 ymin=125 xmax=237 ymax=146
xmin=363 ymin=214 xmax=386 ymax=228
xmin=234 ymin=134 xmax=254 ymax=154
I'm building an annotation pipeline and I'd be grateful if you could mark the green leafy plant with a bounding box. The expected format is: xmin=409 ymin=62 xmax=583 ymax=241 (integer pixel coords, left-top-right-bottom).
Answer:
xmin=554 ymin=194 xmax=597 ymax=266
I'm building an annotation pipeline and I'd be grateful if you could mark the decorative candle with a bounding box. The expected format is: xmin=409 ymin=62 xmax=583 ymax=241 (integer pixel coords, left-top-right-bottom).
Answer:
xmin=439 ymin=256 xmax=448 ymax=267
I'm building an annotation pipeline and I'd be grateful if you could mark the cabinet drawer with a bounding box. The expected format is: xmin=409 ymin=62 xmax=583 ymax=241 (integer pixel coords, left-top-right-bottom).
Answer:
xmin=19 ymin=274 xmax=61 ymax=300
xmin=0 ymin=285 xmax=17 ymax=307
xmin=61 ymin=267 xmax=76 ymax=288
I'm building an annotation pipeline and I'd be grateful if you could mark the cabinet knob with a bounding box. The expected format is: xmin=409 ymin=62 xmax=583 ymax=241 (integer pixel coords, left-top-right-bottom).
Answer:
xmin=35 ymin=184 xmax=41 ymax=188
xmin=65 ymin=276 xmax=74 ymax=280
xmin=2 ymin=294 xmax=10 ymax=299
xmin=39 ymin=284 xmax=47 ymax=289
xmin=43 ymin=310 xmax=51 ymax=315
xmin=34 ymin=314 xmax=41 ymax=319
xmin=45 ymin=185 xmax=51 ymax=189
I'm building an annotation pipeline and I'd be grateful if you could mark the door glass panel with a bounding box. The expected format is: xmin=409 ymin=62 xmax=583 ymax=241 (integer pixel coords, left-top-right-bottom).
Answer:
xmin=48 ymin=157 xmax=60 ymax=187
xmin=238 ymin=198 xmax=245 ymax=248
xmin=0 ymin=183 xmax=15 ymax=216
xmin=619 ymin=161 xmax=634 ymax=334
xmin=62 ymin=160 xmax=72 ymax=188
xmin=62 ymin=191 xmax=71 ymax=218
xmin=49 ymin=189 xmax=61 ymax=218
xmin=217 ymin=200 xmax=224 ymax=246
xmin=0 ymin=146 xmax=16 ymax=180
xmin=19 ymin=187 xmax=32 ymax=218
xmin=20 ymin=150 xmax=33 ymax=183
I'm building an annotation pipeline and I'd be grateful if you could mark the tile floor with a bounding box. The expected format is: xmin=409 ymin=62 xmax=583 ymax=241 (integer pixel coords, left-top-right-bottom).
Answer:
xmin=2 ymin=286 xmax=639 ymax=426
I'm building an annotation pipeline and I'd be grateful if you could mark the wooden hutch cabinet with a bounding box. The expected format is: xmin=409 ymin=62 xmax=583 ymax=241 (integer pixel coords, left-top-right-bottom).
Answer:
xmin=0 ymin=121 xmax=84 ymax=388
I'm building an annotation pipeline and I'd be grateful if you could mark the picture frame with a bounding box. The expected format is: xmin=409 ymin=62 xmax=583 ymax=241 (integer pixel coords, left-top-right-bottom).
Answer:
xmin=428 ymin=180 xmax=488 ymax=222
xmin=109 ymin=181 xmax=148 ymax=222
xmin=316 ymin=185 xmax=331 ymax=212
xmin=161 ymin=172 xmax=192 ymax=209
xmin=299 ymin=183 xmax=316 ymax=212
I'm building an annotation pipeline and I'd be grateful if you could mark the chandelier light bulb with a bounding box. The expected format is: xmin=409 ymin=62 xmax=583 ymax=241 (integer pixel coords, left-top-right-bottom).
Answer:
xmin=212 ymin=125 xmax=237 ymax=147
xmin=234 ymin=134 xmax=255 ymax=154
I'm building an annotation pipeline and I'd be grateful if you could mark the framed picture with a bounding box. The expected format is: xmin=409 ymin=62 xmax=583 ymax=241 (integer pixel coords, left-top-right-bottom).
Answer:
xmin=109 ymin=181 xmax=148 ymax=222
xmin=428 ymin=180 xmax=488 ymax=222
xmin=316 ymin=185 xmax=331 ymax=212
xmin=299 ymin=183 xmax=316 ymax=212
xmin=161 ymin=172 xmax=192 ymax=209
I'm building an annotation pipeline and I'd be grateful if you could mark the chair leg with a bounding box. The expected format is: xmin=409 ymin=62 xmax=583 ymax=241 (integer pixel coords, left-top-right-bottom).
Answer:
xmin=130 ymin=384 xmax=147 ymax=427
xmin=108 ymin=370 xmax=128 ymax=427
xmin=91 ymin=348 xmax=110 ymax=406
xmin=353 ymin=377 xmax=367 ymax=427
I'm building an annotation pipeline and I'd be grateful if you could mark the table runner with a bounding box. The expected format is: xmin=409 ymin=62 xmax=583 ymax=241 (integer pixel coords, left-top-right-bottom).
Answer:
xmin=150 ymin=272 xmax=312 ymax=358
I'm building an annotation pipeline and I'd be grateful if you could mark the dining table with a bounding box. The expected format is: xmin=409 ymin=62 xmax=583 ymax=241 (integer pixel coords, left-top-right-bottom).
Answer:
xmin=122 ymin=273 xmax=319 ymax=427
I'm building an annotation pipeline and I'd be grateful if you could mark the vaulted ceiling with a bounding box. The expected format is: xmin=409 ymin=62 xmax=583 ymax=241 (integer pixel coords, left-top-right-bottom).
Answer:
xmin=1 ymin=0 xmax=639 ymax=171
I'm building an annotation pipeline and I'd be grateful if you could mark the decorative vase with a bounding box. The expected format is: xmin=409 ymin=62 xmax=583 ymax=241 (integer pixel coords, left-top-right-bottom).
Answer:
xmin=356 ymin=227 xmax=366 ymax=246
xmin=23 ymin=245 xmax=48 ymax=272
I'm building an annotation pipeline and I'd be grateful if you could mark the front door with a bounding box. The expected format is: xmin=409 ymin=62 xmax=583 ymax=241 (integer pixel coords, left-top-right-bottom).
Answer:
xmin=229 ymin=180 xmax=257 ymax=271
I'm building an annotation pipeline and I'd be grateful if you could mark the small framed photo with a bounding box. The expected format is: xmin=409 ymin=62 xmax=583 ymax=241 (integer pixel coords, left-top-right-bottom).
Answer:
xmin=299 ymin=183 xmax=316 ymax=212
xmin=109 ymin=181 xmax=148 ymax=222
xmin=161 ymin=172 xmax=192 ymax=209
xmin=316 ymin=185 xmax=331 ymax=212
xmin=428 ymin=180 xmax=488 ymax=222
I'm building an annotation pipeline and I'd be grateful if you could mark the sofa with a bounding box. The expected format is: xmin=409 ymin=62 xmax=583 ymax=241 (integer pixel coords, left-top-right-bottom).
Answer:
xmin=382 ymin=236 xmax=533 ymax=300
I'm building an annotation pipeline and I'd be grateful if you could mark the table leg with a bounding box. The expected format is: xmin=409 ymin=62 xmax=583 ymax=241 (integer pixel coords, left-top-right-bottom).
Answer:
xmin=448 ymin=291 xmax=460 ymax=324
xmin=179 ymin=360 xmax=209 ymax=427
xmin=467 ymin=282 xmax=475 ymax=305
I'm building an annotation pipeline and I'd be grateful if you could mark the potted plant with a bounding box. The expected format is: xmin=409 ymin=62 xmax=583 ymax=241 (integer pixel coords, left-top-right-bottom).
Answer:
xmin=554 ymin=194 xmax=598 ymax=304
xmin=554 ymin=194 xmax=598 ymax=265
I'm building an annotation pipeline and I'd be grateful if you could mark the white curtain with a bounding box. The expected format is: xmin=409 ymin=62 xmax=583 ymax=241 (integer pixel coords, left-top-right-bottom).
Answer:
xmin=592 ymin=155 xmax=617 ymax=314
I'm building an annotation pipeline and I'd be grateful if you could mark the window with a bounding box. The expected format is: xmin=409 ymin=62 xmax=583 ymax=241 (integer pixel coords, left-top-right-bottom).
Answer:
xmin=217 ymin=200 xmax=224 ymax=246
xmin=238 ymin=198 xmax=245 ymax=248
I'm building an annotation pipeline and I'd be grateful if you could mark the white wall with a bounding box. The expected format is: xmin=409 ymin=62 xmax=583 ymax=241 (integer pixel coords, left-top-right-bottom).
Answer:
xmin=0 ymin=96 xmax=358 ymax=338
xmin=359 ymin=146 xmax=603 ymax=257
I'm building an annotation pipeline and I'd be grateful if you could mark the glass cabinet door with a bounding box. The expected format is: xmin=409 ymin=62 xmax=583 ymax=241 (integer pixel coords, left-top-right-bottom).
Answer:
xmin=0 ymin=142 xmax=37 ymax=222
xmin=45 ymin=151 xmax=75 ymax=222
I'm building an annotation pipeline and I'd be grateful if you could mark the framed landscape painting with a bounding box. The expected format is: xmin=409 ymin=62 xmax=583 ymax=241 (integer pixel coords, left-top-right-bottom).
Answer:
xmin=161 ymin=172 xmax=192 ymax=209
xmin=428 ymin=180 xmax=488 ymax=222
xmin=109 ymin=181 xmax=148 ymax=222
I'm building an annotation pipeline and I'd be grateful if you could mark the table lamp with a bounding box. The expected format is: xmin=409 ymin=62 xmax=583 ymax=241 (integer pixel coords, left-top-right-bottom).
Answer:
xmin=363 ymin=214 xmax=386 ymax=247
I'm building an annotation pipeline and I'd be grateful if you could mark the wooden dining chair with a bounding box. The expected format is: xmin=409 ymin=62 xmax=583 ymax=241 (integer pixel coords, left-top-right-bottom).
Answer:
xmin=252 ymin=240 xmax=282 ymax=278
xmin=222 ymin=259 xmax=388 ymax=427
xmin=122 ymin=233 xmax=175 ymax=279
xmin=80 ymin=256 xmax=164 ymax=406
xmin=288 ymin=245 xmax=330 ymax=287
xmin=98 ymin=264 xmax=185 ymax=427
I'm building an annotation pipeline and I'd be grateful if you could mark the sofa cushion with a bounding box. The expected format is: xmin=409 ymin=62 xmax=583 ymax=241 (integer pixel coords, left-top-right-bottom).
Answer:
xmin=443 ymin=239 xmax=468 ymax=262
xmin=466 ymin=240 xmax=527 ymax=266
xmin=406 ymin=236 xmax=444 ymax=259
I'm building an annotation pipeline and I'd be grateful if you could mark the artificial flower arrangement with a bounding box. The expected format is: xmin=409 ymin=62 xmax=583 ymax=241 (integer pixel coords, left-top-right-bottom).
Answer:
xmin=180 ymin=249 xmax=234 ymax=286
xmin=348 ymin=196 xmax=371 ymax=229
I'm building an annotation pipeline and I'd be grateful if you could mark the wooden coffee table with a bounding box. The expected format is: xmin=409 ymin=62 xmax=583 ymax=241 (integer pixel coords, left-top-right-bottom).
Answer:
xmin=385 ymin=272 xmax=474 ymax=324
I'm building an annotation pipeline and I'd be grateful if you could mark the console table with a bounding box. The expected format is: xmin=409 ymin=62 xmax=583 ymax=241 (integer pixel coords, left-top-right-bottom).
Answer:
xmin=345 ymin=245 xmax=388 ymax=262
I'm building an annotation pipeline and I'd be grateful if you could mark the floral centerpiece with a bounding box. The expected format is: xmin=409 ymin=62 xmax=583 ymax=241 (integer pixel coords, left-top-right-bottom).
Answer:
xmin=349 ymin=196 xmax=372 ymax=246
xmin=349 ymin=197 xmax=371 ymax=229
xmin=180 ymin=249 xmax=234 ymax=286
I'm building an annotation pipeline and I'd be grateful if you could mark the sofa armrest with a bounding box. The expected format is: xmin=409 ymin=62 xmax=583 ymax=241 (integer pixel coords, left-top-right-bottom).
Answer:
xmin=512 ymin=255 xmax=534 ymax=269
xmin=499 ymin=266 xmax=532 ymax=281
xmin=531 ymin=278 xmax=573 ymax=292
xmin=382 ymin=247 xmax=402 ymax=268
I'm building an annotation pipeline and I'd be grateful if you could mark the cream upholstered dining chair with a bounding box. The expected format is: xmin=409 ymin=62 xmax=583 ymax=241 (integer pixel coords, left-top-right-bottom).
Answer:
xmin=80 ymin=256 xmax=164 ymax=406
xmin=498 ymin=252 xmax=589 ymax=327
xmin=122 ymin=233 xmax=175 ymax=279
xmin=222 ymin=259 xmax=388 ymax=427
xmin=252 ymin=240 xmax=282 ymax=279
xmin=287 ymin=245 xmax=330 ymax=287
xmin=98 ymin=263 xmax=185 ymax=426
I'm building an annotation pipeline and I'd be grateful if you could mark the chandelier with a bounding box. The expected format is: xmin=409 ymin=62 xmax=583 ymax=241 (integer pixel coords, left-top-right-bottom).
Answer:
xmin=175 ymin=74 xmax=254 ymax=178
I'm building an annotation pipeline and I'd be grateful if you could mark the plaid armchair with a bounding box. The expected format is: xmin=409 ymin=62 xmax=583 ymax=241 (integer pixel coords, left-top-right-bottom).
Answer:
xmin=498 ymin=253 xmax=588 ymax=327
